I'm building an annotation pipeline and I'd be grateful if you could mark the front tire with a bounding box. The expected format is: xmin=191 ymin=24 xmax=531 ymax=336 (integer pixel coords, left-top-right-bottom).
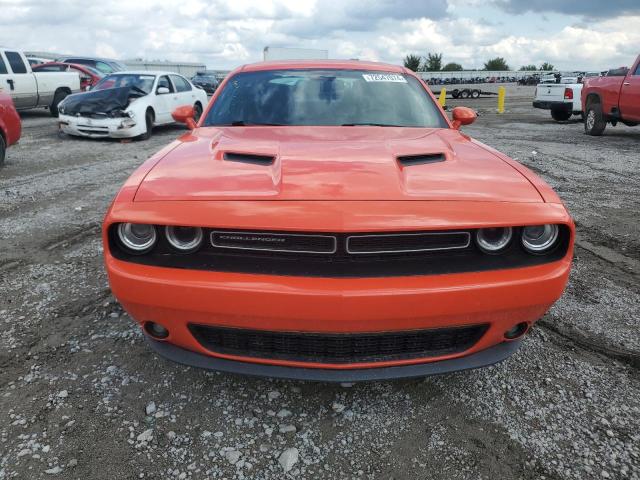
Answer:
xmin=0 ymin=135 xmax=6 ymax=167
xmin=551 ymin=109 xmax=572 ymax=121
xmin=584 ymin=102 xmax=606 ymax=136
xmin=140 ymin=110 xmax=154 ymax=140
xmin=193 ymin=102 xmax=203 ymax=122
xmin=50 ymin=90 xmax=69 ymax=117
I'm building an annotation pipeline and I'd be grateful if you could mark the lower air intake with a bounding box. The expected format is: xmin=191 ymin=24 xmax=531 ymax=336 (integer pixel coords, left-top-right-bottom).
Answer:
xmin=188 ymin=324 xmax=489 ymax=364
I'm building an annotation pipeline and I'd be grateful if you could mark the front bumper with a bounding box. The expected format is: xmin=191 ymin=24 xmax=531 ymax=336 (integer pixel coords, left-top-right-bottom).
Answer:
xmin=532 ymin=100 xmax=571 ymax=112
xmin=59 ymin=114 xmax=144 ymax=139
xmin=105 ymin=199 xmax=573 ymax=376
xmin=147 ymin=335 xmax=523 ymax=381
xmin=107 ymin=254 xmax=570 ymax=371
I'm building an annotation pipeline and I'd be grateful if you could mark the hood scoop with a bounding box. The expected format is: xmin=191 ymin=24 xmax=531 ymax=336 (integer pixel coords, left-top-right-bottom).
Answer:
xmin=398 ymin=153 xmax=445 ymax=167
xmin=224 ymin=152 xmax=275 ymax=166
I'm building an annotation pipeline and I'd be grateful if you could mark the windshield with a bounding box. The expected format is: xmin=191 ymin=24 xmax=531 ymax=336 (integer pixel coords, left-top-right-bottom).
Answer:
xmin=203 ymin=69 xmax=447 ymax=128
xmin=93 ymin=74 xmax=156 ymax=94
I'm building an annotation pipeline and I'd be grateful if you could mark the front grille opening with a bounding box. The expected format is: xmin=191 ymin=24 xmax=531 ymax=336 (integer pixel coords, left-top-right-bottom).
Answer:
xmin=347 ymin=232 xmax=469 ymax=254
xmin=188 ymin=324 xmax=489 ymax=364
xmin=109 ymin=226 xmax=571 ymax=278
xmin=211 ymin=231 xmax=337 ymax=254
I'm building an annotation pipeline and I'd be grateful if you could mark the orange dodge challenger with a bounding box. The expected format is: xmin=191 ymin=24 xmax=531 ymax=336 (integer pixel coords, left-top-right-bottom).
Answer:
xmin=103 ymin=60 xmax=574 ymax=381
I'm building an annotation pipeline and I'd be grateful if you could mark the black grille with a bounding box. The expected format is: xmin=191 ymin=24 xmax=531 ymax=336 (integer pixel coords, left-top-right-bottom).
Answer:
xmin=109 ymin=226 xmax=571 ymax=278
xmin=347 ymin=232 xmax=469 ymax=254
xmin=188 ymin=324 xmax=489 ymax=363
xmin=211 ymin=231 xmax=336 ymax=253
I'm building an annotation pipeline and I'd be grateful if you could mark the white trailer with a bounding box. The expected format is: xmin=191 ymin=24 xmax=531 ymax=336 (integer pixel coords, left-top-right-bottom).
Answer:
xmin=263 ymin=47 xmax=329 ymax=61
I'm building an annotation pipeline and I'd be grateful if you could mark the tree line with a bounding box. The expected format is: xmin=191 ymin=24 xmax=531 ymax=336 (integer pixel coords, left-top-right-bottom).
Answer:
xmin=403 ymin=53 xmax=555 ymax=72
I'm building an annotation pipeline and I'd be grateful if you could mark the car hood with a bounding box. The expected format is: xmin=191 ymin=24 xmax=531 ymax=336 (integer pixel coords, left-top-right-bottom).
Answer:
xmin=59 ymin=87 xmax=146 ymax=117
xmin=135 ymin=126 xmax=543 ymax=202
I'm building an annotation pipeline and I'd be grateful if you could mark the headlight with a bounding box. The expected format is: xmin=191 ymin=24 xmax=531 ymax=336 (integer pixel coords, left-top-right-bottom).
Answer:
xmin=165 ymin=226 xmax=203 ymax=252
xmin=521 ymin=224 xmax=559 ymax=253
xmin=475 ymin=227 xmax=513 ymax=253
xmin=117 ymin=223 xmax=157 ymax=253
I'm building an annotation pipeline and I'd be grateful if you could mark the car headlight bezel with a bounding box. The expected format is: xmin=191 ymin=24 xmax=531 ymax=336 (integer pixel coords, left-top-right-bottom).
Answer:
xmin=475 ymin=227 xmax=513 ymax=254
xmin=165 ymin=225 xmax=204 ymax=253
xmin=521 ymin=224 xmax=560 ymax=254
xmin=117 ymin=223 xmax=157 ymax=254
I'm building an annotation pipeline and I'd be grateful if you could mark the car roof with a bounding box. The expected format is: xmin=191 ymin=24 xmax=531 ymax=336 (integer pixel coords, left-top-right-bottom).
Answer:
xmin=240 ymin=59 xmax=407 ymax=73
xmin=105 ymin=70 xmax=182 ymax=76
xmin=58 ymin=56 xmax=121 ymax=63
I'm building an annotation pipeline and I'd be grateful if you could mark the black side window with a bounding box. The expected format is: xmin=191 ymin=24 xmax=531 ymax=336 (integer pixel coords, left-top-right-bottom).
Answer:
xmin=171 ymin=75 xmax=192 ymax=92
xmin=635 ymin=64 xmax=640 ymax=76
xmin=6 ymin=51 xmax=27 ymax=74
xmin=0 ymin=55 xmax=7 ymax=74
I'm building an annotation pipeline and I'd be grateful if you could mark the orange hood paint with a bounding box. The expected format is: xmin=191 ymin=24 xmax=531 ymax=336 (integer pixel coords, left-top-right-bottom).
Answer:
xmin=134 ymin=126 xmax=544 ymax=203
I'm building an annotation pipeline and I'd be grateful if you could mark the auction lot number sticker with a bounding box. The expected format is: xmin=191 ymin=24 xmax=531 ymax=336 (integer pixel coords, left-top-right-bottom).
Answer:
xmin=362 ymin=73 xmax=407 ymax=83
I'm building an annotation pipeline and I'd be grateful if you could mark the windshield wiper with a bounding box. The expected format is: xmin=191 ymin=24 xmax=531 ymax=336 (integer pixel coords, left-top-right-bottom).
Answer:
xmin=341 ymin=122 xmax=406 ymax=127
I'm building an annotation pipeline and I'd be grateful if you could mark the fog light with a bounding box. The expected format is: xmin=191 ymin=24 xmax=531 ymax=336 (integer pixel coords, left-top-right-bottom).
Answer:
xmin=144 ymin=322 xmax=169 ymax=339
xmin=504 ymin=322 xmax=528 ymax=340
xmin=522 ymin=224 xmax=559 ymax=254
xmin=165 ymin=226 xmax=203 ymax=252
xmin=476 ymin=227 xmax=513 ymax=254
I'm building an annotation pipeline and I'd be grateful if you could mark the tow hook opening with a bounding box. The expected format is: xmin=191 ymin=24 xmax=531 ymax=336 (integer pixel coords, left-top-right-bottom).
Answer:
xmin=504 ymin=322 xmax=529 ymax=340
xmin=144 ymin=321 xmax=169 ymax=340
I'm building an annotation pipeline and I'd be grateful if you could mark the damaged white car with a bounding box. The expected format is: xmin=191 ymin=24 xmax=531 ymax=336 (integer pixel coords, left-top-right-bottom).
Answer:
xmin=57 ymin=71 xmax=208 ymax=140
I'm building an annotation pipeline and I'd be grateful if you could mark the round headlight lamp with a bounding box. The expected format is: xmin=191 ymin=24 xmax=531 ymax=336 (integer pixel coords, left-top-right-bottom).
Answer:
xmin=117 ymin=223 xmax=157 ymax=253
xmin=165 ymin=226 xmax=203 ymax=252
xmin=476 ymin=227 xmax=513 ymax=254
xmin=522 ymin=224 xmax=559 ymax=253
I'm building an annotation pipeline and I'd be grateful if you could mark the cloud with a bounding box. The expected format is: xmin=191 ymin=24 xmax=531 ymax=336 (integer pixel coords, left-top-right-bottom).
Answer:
xmin=495 ymin=0 xmax=640 ymax=18
xmin=0 ymin=0 xmax=637 ymax=71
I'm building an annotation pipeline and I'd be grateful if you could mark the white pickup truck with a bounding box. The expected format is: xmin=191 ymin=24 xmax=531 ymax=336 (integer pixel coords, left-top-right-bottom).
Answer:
xmin=0 ymin=48 xmax=80 ymax=116
xmin=533 ymin=78 xmax=583 ymax=122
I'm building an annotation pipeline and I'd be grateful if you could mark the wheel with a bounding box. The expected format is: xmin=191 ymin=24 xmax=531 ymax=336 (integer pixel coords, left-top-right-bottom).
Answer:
xmin=193 ymin=102 xmax=203 ymax=122
xmin=584 ymin=102 xmax=606 ymax=136
xmin=140 ymin=110 xmax=154 ymax=140
xmin=551 ymin=109 xmax=572 ymax=121
xmin=50 ymin=90 xmax=69 ymax=117
xmin=451 ymin=89 xmax=459 ymax=99
xmin=471 ymin=89 xmax=481 ymax=99
xmin=0 ymin=135 xmax=5 ymax=167
xmin=459 ymin=89 xmax=470 ymax=99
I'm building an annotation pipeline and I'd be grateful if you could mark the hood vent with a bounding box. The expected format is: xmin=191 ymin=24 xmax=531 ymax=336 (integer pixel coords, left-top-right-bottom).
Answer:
xmin=397 ymin=153 xmax=445 ymax=167
xmin=224 ymin=152 xmax=275 ymax=166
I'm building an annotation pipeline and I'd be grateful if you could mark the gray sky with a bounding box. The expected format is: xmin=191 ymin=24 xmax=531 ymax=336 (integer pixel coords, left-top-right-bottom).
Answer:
xmin=2 ymin=0 xmax=638 ymax=71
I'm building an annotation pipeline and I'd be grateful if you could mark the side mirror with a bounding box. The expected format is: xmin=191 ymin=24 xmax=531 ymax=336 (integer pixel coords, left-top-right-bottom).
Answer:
xmin=157 ymin=86 xmax=170 ymax=95
xmin=172 ymin=105 xmax=197 ymax=130
xmin=451 ymin=106 xmax=477 ymax=129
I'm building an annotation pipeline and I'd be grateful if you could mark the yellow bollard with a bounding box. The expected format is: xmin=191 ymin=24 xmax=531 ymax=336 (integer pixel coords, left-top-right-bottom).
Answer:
xmin=439 ymin=88 xmax=446 ymax=108
xmin=497 ymin=86 xmax=505 ymax=114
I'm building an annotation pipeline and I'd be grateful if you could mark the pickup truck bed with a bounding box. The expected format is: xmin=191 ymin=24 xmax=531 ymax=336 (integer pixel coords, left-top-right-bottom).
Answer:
xmin=533 ymin=83 xmax=582 ymax=121
xmin=581 ymin=55 xmax=640 ymax=135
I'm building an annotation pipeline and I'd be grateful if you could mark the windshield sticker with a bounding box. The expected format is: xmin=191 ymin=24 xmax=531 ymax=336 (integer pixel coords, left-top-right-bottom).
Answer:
xmin=362 ymin=74 xmax=407 ymax=83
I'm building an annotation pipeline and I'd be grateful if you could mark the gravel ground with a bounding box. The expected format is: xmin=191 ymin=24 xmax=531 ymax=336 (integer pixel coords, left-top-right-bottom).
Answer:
xmin=0 ymin=87 xmax=639 ymax=479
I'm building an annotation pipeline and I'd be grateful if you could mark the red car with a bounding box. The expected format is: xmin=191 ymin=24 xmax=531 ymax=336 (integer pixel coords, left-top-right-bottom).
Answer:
xmin=582 ymin=54 xmax=640 ymax=135
xmin=0 ymin=91 xmax=21 ymax=166
xmin=103 ymin=60 xmax=574 ymax=381
xmin=32 ymin=62 xmax=104 ymax=91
